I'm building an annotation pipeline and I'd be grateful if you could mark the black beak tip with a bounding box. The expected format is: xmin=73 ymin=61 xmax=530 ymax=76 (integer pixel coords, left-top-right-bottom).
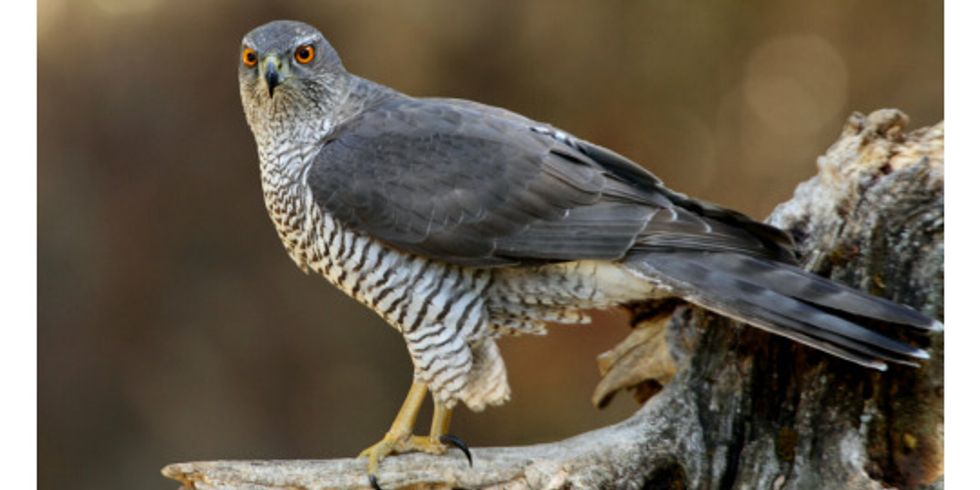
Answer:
xmin=265 ymin=67 xmax=281 ymax=98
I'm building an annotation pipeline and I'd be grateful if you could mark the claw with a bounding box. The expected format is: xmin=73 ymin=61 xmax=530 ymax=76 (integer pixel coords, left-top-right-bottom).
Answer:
xmin=439 ymin=434 xmax=473 ymax=466
xmin=369 ymin=474 xmax=383 ymax=490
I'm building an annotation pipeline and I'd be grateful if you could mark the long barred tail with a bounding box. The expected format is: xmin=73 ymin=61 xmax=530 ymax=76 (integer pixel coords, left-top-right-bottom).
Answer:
xmin=626 ymin=251 xmax=942 ymax=370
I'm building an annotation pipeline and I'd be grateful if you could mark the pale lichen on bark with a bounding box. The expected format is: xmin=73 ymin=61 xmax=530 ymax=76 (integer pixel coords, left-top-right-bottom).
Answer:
xmin=163 ymin=109 xmax=943 ymax=490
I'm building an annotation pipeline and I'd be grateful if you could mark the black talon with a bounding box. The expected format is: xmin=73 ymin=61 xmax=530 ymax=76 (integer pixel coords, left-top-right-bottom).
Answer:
xmin=439 ymin=434 xmax=473 ymax=467
xmin=369 ymin=474 xmax=383 ymax=490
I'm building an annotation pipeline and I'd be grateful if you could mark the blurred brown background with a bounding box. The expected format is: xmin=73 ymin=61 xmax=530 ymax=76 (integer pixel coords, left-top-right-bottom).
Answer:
xmin=38 ymin=1 xmax=942 ymax=489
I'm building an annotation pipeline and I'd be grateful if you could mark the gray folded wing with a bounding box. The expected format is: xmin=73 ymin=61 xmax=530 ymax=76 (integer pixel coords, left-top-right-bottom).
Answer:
xmin=306 ymin=94 xmax=795 ymax=266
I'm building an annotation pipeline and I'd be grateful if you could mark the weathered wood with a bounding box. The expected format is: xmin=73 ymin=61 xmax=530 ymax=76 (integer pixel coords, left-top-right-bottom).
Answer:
xmin=163 ymin=109 xmax=943 ymax=490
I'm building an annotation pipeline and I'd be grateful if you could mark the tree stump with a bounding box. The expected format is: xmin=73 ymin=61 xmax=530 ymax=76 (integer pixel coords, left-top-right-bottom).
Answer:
xmin=163 ymin=109 xmax=944 ymax=490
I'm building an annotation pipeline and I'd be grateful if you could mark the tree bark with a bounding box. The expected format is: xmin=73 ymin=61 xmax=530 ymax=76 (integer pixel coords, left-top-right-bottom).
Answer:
xmin=163 ymin=109 xmax=944 ymax=490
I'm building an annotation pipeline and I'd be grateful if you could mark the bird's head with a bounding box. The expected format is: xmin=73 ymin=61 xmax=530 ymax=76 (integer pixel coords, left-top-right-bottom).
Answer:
xmin=239 ymin=20 xmax=348 ymax=127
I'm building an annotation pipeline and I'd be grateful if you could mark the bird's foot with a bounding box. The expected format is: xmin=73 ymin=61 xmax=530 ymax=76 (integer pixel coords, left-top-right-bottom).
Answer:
xmin=359 ymin=434 xmax=446 ymax=474
xmin=360 ymin=433 xmax=473 ymax=489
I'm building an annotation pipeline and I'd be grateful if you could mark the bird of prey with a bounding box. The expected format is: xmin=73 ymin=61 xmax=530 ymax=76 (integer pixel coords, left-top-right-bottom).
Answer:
xmin=238 ymin=20 xmax=940 ymax=486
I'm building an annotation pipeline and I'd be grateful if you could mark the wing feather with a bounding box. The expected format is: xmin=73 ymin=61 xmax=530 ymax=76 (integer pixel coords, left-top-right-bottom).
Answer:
xmin=307 ymin=93 xmax=795 ymax=266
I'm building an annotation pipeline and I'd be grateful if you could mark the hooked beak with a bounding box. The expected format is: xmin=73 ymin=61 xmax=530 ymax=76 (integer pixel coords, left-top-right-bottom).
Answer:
xmin=263 ymin=55 xmax=282 ymax=98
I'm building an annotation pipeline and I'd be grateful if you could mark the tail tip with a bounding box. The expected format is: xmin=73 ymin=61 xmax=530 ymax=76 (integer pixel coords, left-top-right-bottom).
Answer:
xmin=910 ymin=348 xmax=931 ymax=360
xmin=930 ymin=319 xmax=944 ymax=332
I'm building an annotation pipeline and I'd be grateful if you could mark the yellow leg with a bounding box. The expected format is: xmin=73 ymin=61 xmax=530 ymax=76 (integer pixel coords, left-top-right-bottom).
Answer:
xmin=359 ymin=382 xmax=428 ymax=473
xmin=429 ymin=404 xmax=453 ymax=438
xmin=359 ymin=388 xmax=472 ymax=488
xmin=383 ymin=382 xmax=428 ymax=441
xmin=424 ymin=402 xmax=472 ymax=466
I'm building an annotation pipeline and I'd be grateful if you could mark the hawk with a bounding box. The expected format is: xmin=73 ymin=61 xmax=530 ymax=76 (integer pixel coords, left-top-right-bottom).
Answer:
xmin=237 ymin=20 xmax=940 ymax=487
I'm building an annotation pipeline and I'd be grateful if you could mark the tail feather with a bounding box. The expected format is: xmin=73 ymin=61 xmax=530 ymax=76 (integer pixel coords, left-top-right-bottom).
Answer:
xmin=626 ymin=251 xmax=936 ymax=369
xmin=696 ymin=253 xmax=937 ymax=330
xmin=718 ymin=295 xmax=924 ymax=368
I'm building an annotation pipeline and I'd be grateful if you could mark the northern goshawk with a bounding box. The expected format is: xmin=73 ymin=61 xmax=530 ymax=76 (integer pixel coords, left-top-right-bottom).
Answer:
xmin=237 ymin=20 xmax=940 ymax=487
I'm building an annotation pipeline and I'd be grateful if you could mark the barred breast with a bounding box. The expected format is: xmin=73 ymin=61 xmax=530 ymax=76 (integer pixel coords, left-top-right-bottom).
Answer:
xmin=261 ymin=159 xmax=513 ymax=408
xmin=259 ymin=150 xmax=657 ymax=410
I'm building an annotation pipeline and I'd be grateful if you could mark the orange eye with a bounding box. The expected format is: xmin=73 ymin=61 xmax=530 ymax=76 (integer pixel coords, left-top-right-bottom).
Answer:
xmin=242 ymin=47 xmax=258 ymax=67
xmin=294 ymin=44 xmax=315 ymax=64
